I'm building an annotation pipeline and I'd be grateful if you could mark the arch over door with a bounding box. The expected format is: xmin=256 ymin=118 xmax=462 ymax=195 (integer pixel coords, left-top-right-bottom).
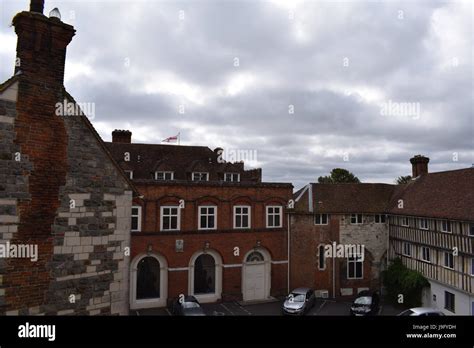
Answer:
xmin=189 ymin=250 xmax=222 ymax=303
xmin=130 ymin=253 xmax=168 ymax=309
xmin=242 ymin=248 xmax=271 ymax=302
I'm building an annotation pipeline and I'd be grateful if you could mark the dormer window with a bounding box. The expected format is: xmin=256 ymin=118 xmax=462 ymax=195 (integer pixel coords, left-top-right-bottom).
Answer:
xmin=155 ymin=171 xmax=174 ymax=180
xmin=224 ymin=173 xmax=240 ymax=182
xmin=192 ymin=172 xmax=209 ymax=181
xmin=124 ymin=170 xmax=133 ymax=179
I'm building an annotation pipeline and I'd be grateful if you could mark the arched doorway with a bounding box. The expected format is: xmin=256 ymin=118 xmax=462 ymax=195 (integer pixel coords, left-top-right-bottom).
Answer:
xmin=189 ymin=250 xmax=222 ymax=303
xmin=242 ymin=248 xmax=271 ymax=302
xmin=130 ymin=253 xmax=168 ymax=309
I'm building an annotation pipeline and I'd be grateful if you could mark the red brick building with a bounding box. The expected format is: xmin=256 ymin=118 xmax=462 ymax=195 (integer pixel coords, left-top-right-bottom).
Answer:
xmin=290 ymin=183 xmax=396 ymax=299
xmin=106 ymin=132 xmax=293 ymax=308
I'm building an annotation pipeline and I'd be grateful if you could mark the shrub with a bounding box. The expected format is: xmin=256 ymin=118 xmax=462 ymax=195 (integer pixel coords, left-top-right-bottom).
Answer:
xmin=382 ymin=258 xmax=429 ymax=307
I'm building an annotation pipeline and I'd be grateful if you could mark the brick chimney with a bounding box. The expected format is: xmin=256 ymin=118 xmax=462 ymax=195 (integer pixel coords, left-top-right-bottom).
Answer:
xmin=410 ymin=155 xmax=429 ymax=177
xmin=13 ymin=0 xmax=75 ymax=88
xmin=112 ymin=130 xmax=132 ymax=143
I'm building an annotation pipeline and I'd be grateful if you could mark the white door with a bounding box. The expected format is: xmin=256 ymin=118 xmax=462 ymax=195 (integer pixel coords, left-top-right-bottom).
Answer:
xmin=245 ymin=263 xmax=265 ymax=301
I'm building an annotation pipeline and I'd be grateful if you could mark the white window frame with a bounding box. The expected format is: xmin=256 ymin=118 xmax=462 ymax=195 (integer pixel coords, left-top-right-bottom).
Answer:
xmin=192 ymin=172 xmax=209 ymax=182
xmin=199 ymin=205 xmax=217 ymax=230
xmin=419 ymin=218 xmax=429 ymax=230
xmin=421 ymin=246 xmax=431 ymax=263
xmin=471 ymin=258 xmax=474 ymax=276
xmin=350 ymin=214 xmax=363 ymax=224
xmin=233 ymin=205 xmax=251 ymax=229
xmin=224 ymin=173 xmax=240 ymax=182
xmin=374 ymin=214 xmax=386 ymax=224
xmin=266 ymin=206 xmax=282 ymax=228
xmin=402 ymin=242 xmax=411 ymax=257
xmin=155 ymin=171 xmax=174 ymax=180
xmin=401 ymin=216 xmax=409 ymax=227
xmin=468 ymin=223 xmax=474 ymax=237
xmin=314 ymin=214 xmax=329 ymax=225
xmin=160 ymin=206 xmax=180 ymax=231
xmin=443 ymin=251 xmax=454 ymax=269
xmin=347 ymin=257 xmax=363 ymax=279
xmin=131 ymin=206 xmax=142 ymax=232
xmin=125 ymin=170 xmax=133 ymax=179
xmin=440 ymin=220 xmax=452 ymax=233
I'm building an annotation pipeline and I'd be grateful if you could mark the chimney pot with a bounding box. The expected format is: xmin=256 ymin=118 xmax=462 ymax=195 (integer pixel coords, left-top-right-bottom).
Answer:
xmin=112 ymin=130 xmax=132 ymax=144
xmin=410 ymin=155 xmax=429 ymax=177
xmin=30 ymin=0 xmax=44 ymax=14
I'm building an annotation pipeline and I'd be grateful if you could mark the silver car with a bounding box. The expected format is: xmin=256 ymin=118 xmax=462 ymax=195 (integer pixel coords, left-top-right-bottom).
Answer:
xmin=282 ymin=288 xmax=316 ymax=316
xmin=398 ymin=307 xmax=445 ymax=316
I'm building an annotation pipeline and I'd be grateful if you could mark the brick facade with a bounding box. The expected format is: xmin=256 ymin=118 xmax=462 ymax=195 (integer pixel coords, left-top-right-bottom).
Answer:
xmin=0 ymin=2 xmax=134 ymax=315
xmin=129 ymin=181 xmax=292 ymax=306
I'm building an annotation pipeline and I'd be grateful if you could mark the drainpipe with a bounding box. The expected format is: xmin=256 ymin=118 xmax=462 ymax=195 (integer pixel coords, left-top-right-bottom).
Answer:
xmin=332 ymin=243 xmax=336 ymax=299
xmin=287 ymin=212 xmax=290 ymax=294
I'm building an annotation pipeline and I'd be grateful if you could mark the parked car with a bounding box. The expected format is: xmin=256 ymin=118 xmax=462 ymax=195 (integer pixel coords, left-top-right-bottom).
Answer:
xmin=169 ymin=295 xmax=206 ymax=316
xmin=282 ymin=288 xmax=316 ymax=315
xmin=398 ymin=307 xmax=445 ymax=316
xmin=350 ymin=290 xmax=380 ymax=316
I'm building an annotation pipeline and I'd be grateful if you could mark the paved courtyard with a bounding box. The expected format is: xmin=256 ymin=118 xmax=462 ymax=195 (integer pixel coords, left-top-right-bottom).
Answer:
xmin=135 ymin=298 xmax=405 ymax=316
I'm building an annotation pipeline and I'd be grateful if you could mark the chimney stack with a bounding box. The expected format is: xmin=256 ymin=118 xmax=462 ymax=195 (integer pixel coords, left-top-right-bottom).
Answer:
xmin=13 ymin=0 xmax=75 ymax=88
xmin=30 ymin=0 xmax=44 ymax=13
xmin=410 ymin=155 xmax=429 ymax=177
xmin=112 ymin=130 xmax=132 ymax=143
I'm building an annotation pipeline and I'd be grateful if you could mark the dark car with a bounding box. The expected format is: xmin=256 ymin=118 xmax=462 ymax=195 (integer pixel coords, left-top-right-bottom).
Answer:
xmin=350 ymin=290 xmax=380 ymax=316
xmin=169 ymin=295 xmax=206 ymax=316
xmin=282 ymin=288 xmax=316 ymax=316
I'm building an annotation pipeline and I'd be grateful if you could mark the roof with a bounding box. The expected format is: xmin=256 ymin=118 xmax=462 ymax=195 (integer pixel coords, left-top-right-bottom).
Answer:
xmin=310 ymin=183 xmax=396 ymax=214
xmin=105 ymin=142 xmax=262 ymax=183
xmin=0 ymin=75 xmax=19 ymax=93
xmin=63 ymin=90 xmax=139 ymax=196
xmin=388 ymin=168 xmax=474 ymax=221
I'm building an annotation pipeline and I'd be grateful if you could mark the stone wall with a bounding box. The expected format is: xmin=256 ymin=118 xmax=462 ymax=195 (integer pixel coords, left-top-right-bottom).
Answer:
xmin=339 ymin=214 xmax=388 ymax=288
xmin=0 ymin=86 xmax=133 ymax=315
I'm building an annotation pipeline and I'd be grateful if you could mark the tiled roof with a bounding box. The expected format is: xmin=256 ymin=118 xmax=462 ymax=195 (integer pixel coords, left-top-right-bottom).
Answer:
xmin=310 ymin=183 xmax=396 ymax=214
xmin=388 ymin=168 xmax=474 ymax=221
xmin=105 ymin=142 xmax=262 ymax=183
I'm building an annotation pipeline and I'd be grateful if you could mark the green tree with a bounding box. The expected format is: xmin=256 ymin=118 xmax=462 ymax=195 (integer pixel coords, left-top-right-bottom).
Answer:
xmin=318 ymin=168 xmax=360 ymax=184
xmin=396 ymin=175 xmax=412 ymax=184
xmin=382 ymin=258 xmax=429 ymax=308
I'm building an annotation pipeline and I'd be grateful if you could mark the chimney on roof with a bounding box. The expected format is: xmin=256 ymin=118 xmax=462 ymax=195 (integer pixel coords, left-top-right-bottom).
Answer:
xmin=30 ymin=0 xmax=44 ymax=13
xmin=13 ymin=0 xmax=75 ymax=87
xmin=112 ymin=130 xmax=132 ymax=143
xmin=410 ymin=155 xmax=429 ymax=177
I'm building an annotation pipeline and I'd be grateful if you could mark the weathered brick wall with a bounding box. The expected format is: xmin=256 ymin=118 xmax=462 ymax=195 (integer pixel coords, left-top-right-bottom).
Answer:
xmin=0 ymin=94 xmax=33 ymax=311
xmin=43 ymin=112 xmax=132 ymax=315
xmin=290 ymin=213 xmax=384 ymax=298
xmin=289 ymin=214 xmax=339 ymax=294
xmin=0 ymin=88 xmax=132 ymax=315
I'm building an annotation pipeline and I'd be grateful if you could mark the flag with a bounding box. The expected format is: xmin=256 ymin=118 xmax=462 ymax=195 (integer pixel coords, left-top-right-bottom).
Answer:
xmin=162 ymin=132 xmax=180 ymax=144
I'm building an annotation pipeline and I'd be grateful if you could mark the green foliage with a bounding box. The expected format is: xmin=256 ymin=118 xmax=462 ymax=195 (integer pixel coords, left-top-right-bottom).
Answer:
xmin=318 ymin=168 xmax=360 ymax=184
xmin=382 ymin=258 xmax=429 ymax=308
xmin=396 ymin=175 xmax=412 ymax=184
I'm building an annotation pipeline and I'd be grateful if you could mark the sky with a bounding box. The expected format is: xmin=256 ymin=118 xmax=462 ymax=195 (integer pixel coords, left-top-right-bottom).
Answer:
xmin=1 ymin=0 xmax=472 ymax=190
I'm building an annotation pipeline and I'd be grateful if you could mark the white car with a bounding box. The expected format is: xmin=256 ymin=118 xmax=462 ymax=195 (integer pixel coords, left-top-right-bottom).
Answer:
xmin=398 ymin=307 xmax=445 ymax=316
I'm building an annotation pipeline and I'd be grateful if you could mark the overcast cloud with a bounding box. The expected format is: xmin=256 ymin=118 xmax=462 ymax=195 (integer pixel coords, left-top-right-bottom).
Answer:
xmin=1 ymin=0 xmax=472 ymax=189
